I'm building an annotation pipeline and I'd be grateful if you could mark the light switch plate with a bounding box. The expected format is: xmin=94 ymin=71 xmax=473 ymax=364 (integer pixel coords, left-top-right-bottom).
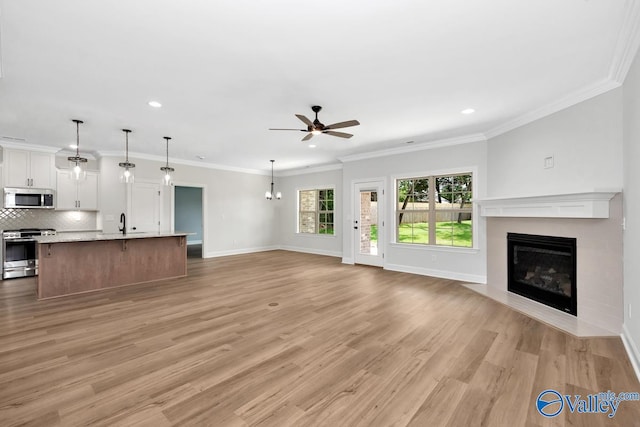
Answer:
xmin=544 ymin=155 xmax=554 ymax=169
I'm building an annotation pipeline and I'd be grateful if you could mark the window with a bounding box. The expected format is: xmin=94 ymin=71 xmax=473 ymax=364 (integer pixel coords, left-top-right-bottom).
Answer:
xmin=299 ymin=188 xmax=334 ymax=235
xmin=396 ymin=173 xmax=472 ymax=247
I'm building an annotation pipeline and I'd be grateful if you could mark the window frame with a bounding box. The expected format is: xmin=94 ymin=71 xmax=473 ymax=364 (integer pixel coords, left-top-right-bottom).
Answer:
xmin=297 ymin=186 xmax=336 ymax=237
xmin=392 ymin=167 xmax=476 ymax=249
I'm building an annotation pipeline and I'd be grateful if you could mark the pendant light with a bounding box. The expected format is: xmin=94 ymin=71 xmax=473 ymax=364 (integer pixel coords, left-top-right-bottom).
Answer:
xmin=68 ymin=119 xmax=88 ymax=181
xmin=160 ymin=136 xmax=175 ymax=186
xmin=118 ymin=129 xmax=135 ymax=184
xmin=265 ymin=160 xmax=282 ymax=200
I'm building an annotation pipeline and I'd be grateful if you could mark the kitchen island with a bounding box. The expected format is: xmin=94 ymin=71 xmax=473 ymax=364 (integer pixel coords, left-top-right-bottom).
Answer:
xmin=35 ymin=231 xmax=188 ymax=299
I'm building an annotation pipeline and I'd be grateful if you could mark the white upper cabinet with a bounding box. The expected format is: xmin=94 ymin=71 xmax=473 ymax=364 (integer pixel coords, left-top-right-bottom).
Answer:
xmin=56 ymin=170 xmax=99 ymax=211
xmin=4 ymin=149 xmax=55 ymax=188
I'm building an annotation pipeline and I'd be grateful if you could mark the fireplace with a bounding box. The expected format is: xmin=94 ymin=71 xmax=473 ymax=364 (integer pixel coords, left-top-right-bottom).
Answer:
xmin=507 ymin=233 xmax=577 ymax=315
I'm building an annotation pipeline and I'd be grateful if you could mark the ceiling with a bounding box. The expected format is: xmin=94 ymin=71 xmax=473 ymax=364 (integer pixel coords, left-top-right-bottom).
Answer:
xmin=0 ymin=0 xmax=634 ymax=173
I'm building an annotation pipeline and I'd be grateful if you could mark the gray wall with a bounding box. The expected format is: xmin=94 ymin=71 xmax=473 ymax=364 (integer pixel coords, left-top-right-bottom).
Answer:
xmin=487 ymin=88 xmax=623 ymax=197
xmin=278 ymin=168 xmax=343 ymax=257
xmin=98 ymin=156 xmax=279 ymax=258
xmin=175 ymin=186 xmax=203 ymax=243
xmin=623 ymin=48 xmax=640 ymax=370
xmin=485 ymin=89 xmax=625 ymax=334
xmin=342 ymin=142 xmax=488 ymax=283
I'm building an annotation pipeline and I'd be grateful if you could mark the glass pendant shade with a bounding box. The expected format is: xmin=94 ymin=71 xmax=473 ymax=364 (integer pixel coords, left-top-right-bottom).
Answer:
xmin=160 ymin=137 xmax=174 ymax=186
xmin=265 ymin=160 xmax=281 ymax=200
xmin=68 ymin=119 xmax=88 ymax=181
xmin=119 ymin=129 xmax=136 ymax=184
xmin=120 ymin=166 xmax=135 ymax=184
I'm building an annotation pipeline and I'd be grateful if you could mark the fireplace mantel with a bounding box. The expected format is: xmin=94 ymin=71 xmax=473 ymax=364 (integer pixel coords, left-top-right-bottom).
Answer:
xmin=474 ymin=191 xmax=619 ymax=219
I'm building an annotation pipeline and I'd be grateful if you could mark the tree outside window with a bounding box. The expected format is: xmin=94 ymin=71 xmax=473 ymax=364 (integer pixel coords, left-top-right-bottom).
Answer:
xmin=396 ymin=174 xmax=472 ymax=247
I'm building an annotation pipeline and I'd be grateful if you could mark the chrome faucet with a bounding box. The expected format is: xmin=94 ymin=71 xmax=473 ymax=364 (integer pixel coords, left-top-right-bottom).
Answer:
xmin=119 ymin=213 xmax=126 ymax=235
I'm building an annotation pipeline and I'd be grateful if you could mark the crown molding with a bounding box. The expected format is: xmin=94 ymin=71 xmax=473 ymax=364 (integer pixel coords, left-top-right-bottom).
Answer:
xmin=276 ymin=163 xmax=343 ymax=177
xmin=0 ymin=139 xmax=61 ymax=154
xmin=609 ymin=0 xmax=640 ymax=83
xmin=485 ymin=78 xmax=621 ymax=139
xmin=96 ymin=150 xmax=269 ymax=176
xmin=338 ymin=133 xmax=487 ymax=163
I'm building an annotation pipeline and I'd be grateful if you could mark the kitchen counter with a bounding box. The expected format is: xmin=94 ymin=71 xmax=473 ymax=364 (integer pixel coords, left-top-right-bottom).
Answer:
xmin=35 ymin=231 xmax=190 ymax=243
xmin=36 ymin=232 xmax=188 ymax=299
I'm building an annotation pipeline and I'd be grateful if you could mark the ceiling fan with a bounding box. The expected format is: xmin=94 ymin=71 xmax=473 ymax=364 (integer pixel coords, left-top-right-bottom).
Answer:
xmin=269 ymin=105 xmax=360 ymax=141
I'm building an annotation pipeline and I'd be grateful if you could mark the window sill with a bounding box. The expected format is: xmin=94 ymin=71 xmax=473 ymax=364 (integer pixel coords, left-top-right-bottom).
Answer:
xmin=389 ymin=242 xmax=479 ymax=254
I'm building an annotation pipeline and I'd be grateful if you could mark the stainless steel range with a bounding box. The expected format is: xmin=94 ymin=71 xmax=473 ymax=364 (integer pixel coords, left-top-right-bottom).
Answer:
xmin=2 ymin=228 xmax=56 ymax=279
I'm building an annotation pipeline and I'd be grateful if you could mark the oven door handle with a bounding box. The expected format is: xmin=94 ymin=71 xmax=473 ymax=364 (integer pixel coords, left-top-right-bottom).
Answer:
xmin=3 ymin=238 xmax=37 ymax=243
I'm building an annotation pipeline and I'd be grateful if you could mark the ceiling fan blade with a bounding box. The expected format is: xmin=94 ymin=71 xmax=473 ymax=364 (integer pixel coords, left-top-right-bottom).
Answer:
xmin=295 ymin=114 xmax=313 ymax=127
xmin=302 ymin=133 xmax=314 ymax=141
xmin=324 ymin=131 xmax=353 ymax=139
xmin=324 ymin=120 xmax=360 ymax=130
xmin=269 ymin=128 xmax=306 ymax=131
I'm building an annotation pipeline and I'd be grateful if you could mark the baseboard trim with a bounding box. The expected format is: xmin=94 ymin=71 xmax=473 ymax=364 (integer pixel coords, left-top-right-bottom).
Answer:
xmin=279 ymin=245 xmax=342 ymax=258
xmin=342 ymin=257 xmax=354 ymax=265
xmin=384 ymin=263 xmax=486 ymax=284
xmin=621 ymin=324 xmax=640 ymax=383
xmin=204 ymin=246 xmax=279 ymax=258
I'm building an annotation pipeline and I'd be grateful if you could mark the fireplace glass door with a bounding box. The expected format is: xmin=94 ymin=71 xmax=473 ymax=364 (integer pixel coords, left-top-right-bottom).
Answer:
xmin=507 ymin=233 xmax=577 ymax=315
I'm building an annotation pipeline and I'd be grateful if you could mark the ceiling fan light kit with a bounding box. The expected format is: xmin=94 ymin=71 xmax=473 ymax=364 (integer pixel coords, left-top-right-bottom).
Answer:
xmin=269 ymin=105 xmax=360 ymax=141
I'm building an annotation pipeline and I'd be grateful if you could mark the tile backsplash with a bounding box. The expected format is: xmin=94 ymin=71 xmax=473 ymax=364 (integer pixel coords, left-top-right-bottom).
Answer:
xmin=0 ymin=208 xmax=97 ymax=231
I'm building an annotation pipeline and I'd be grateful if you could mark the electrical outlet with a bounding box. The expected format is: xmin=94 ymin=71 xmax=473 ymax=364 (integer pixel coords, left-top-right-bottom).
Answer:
xmin=431 ymin=254 xmax=437 ymax=262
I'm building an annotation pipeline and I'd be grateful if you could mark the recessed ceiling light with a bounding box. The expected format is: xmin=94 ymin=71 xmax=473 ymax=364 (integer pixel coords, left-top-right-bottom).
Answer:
xmin=309 ymin=144 xmax=316 ymax=148
xmin=461 ymin=108 xmax=475 ymax=115
xmin=196 ymin=155 xmax=205 ymax=160
xmin=405 ymin=140 xmax=414 ymax=144
xmin=69 ymin=144 xmax=78 ymax=149
xmin=148 ymin=101 xmax=162 ymax=108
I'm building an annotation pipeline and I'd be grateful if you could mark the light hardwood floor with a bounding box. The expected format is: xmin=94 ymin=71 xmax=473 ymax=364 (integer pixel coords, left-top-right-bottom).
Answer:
xmin=0 ymin=251 xmax=639 ymax=426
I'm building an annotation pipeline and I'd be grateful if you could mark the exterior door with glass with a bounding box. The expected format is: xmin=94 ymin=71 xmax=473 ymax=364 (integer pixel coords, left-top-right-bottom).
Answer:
xmin=353 ymin=181 xmax=384 ymax=267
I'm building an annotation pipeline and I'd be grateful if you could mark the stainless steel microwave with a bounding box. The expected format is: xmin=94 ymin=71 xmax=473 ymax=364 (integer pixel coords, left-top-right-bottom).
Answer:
xmin=4 ymin=188 xmax=54 ymax=209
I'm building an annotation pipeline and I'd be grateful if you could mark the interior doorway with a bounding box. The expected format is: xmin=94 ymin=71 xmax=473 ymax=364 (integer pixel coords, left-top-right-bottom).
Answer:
xmin=174 ymin=186 xmax=204 ymax=258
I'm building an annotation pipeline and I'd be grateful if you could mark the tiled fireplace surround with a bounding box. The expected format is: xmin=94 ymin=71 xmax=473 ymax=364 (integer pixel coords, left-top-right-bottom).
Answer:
xmin=470 ymin=193 xmax=623 ymax=337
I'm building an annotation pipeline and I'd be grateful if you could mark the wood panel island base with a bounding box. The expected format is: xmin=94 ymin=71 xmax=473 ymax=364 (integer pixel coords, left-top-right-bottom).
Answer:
xmin=36 ymin=233 xmax=188 ymax=299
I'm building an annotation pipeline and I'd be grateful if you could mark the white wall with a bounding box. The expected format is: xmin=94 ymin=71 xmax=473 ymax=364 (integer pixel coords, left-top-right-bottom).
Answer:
xmin=487 ymin=89 xmax=623 ymax=198
xmin=623 ymin=48 xmax=640 ymax=374
xmin=98 ymin=156 xmax=279 ymax=257
xmin=277 ymin=168 xmax=343 ymax=257
xmin=341 ymin=142 xmax=488 ymax=283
